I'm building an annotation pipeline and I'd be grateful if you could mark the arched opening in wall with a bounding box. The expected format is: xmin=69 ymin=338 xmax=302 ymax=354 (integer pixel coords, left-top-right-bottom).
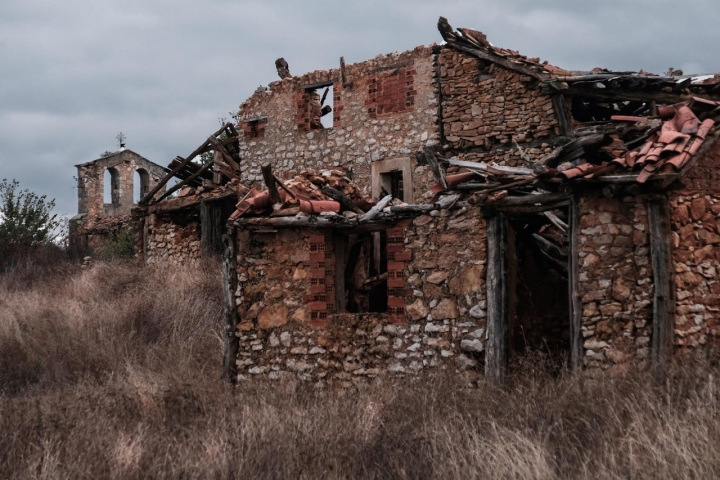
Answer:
xmin=134 ymin=168 xmax=150 ymax=203
xmin=104 ymin=167 xmax=120 ymax=205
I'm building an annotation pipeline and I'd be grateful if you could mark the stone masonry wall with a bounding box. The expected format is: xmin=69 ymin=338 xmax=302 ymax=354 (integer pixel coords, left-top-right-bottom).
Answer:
xmin=577 ymin=196 xmax=653 ymax=371
xmin=145 ymin=216 xmax=201 ymax=267
xmin=669 ymin=193 xmax=720 ymax=351
xmin=404 ymin=207 xmax=487 ymax=374
xmin=76 ymin=150 xmax=164 ymax=222
xmin=438 ymin=47 xmax=559 ymax=168
xmin=233 ymin=209 xmax=487 ymax=384
xmin=237 ymin=46 xmax=440 ymax=202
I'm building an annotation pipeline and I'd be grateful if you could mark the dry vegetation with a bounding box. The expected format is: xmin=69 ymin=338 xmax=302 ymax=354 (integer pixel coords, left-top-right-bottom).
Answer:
xmin=1 ymin=257 xmax=719 ymax=479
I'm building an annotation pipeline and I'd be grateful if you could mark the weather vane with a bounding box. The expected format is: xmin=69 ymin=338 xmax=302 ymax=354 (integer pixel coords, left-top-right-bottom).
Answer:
xmin=116 ymin=132 xmax=126 ymax=149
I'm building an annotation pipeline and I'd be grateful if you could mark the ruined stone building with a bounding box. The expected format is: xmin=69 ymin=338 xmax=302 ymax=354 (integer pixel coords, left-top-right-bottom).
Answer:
xmin=118 ymin=18 xmax=720 ymax=384
xmin=70 ymin=149 xmax=166 ymax=252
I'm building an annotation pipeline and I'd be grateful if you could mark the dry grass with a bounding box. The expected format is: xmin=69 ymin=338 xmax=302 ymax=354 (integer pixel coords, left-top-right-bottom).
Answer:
xmin=1 ymin=258 xmax=719 ymax=479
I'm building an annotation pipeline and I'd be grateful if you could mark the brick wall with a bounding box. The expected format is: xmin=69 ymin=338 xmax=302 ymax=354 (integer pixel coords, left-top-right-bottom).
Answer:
xmin=366 ymin=66 xmax=416 ymax=118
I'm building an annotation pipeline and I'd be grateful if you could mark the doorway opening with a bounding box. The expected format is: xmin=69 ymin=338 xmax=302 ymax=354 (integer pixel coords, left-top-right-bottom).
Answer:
xmin=507 ymin=208 xmax=571 ymax=367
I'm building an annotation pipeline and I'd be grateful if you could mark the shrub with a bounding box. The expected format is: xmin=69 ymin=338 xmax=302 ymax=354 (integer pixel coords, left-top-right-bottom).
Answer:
xmin=0 ymin=178 xmax=61 ymax=267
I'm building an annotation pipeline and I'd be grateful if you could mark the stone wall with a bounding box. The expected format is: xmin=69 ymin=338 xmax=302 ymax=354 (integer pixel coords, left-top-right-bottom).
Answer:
xmin=233 ymin=208 xmax=487 ymax=384
xmin=438 ymin=47 xmax=560 ymax=168
xmin=404 ymin=206 xmax=487 ymax=372
xmin=577 ymin=196 xmax=653 ymax=370
xmin=145 ymin=216 xmax=201 ymax=267
xmin=670 ymin=191 xmax=720 ymax=352
xmin=236 ymin=46 xmax=440 ymax=201
xmin=76 ymin=150 xmax=165 ymax=221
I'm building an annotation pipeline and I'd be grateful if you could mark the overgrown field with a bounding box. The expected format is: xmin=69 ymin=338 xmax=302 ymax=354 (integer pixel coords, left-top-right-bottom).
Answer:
xmin=1 ymin=258 xmax=719 ymax=479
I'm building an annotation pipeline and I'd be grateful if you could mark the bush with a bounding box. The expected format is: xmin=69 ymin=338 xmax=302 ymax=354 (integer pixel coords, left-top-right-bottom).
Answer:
xmin=104 ymin=227 xmax=136 ymax=258
xmin=0 ymin=178 xmax=61 ymax=268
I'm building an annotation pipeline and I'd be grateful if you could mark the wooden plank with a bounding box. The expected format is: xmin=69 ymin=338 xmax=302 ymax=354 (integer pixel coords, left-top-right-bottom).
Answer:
xmin=140 ymin=123 xmax=232 ymax=204
xmin=449 ymin=42 xmax=547 ymax=81
xmin=261 ymin=164 xmax=281 ymax=204
xmin=448 ymin=158 xmax=534 ymax=175
xmin=493 ymin=192 xmax=569 ymax=206
xmin=542 ymin=84 xmax=712 ymax=106
xmin=359 ymin=195 xmax=392 ymax=223
xmin=424 ymin=147 xmax=448 ymax=190
xmin=152 ymin=156 xmax=215 ymax=204
xmin=568 ymin=195 xmax=583 ymax=369
xmin=494 ymin=200 xmax=570 ymax=213
xmin=647 ymin=197 xmax=676 ymax=376
xmin=322 ymin=186 xmax=363 ymax=213
xmin=221 ymin=227 xmax=240 ymax=383
xmin=485 ymin=213 xmax=509 ymax=384
xmin=551 ymin=94 xmax=572 ymax=136
xmin=146 ymin=195 xmax=200 ymax=213
xmin=140 ymin=139 xmax=212 ymax=204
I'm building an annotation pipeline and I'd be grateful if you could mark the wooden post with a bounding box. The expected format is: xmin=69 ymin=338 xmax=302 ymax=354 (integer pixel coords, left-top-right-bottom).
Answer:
xmin=261 ymin=164 xmax=281 ymax=204
xmin=485 ymin=213 xmax=509 ymax=384
xmin=221 ymin=227 xmax=240 ymax=383
xmin=647 ymin=197 xmax=675 ymax=375
xmin=551 ymin=94 xmax=572 ymax=136
xmin=568 ymin=195 xmax=584 ymax=369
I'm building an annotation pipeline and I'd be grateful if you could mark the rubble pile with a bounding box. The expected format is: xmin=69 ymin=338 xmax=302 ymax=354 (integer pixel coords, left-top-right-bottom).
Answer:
xmin=230 ymin=167 xmax=376 ymax=220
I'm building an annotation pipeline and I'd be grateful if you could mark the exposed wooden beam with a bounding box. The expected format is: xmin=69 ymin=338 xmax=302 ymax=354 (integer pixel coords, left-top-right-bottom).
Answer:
xmin=647 ymin=197 xmax=676 ymax=376
xmin=551 ymin=94 xmax=572 ymax=136
xmin=221 ymin=227 xmax=240 ymax=383
xmin=485 ymin=213 xmax=509 ymax=384
xmin=448 ymin=42 xmax=547 ymax=81
xmin=152 ymin=157 xmax=215 ymax=204
xmin=568 ymin=195 xmax=583 ymax=369
xmin=139 ymin=123 xmax=232 ymax=204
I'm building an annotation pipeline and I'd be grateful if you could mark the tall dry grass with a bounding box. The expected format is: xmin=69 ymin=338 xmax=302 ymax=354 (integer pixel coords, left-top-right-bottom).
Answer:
xmin=0 ymin=258 xmax=719 ymax=479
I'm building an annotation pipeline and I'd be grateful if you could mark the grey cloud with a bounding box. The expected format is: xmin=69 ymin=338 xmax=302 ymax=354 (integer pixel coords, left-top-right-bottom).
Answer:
xmin=1 ymin=0 xmax=719 ymax=217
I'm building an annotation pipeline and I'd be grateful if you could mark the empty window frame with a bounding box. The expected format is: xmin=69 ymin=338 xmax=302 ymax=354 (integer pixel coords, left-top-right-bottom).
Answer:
xmin=371 ymin=157 xmax=414 ymax=203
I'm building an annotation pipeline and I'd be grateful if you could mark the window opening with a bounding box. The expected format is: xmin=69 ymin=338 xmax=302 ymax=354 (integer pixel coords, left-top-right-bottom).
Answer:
xmin=319 ymin=85 xmax=333 ymax=128
xmin=340 ymin=231 xmax=388 ymax=314
xmin=297 ymin=83 xmax=334 ymax=131
xmin=380 ymin=170 xmax=404 ymax=200
xmin=570 ymin=96 xmax=649 ymax=123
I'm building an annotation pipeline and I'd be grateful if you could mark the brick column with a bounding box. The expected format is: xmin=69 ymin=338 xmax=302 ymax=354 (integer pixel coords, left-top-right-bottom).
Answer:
xmin=386 ymin=220 xmax=413 ymax=323
xmin=305 ymin=232 xmax=336 ymax=327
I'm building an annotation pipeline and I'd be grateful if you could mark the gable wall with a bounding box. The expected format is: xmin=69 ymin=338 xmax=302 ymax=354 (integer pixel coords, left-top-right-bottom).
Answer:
xmin=237 ymin=46 xmax=440 ymax=203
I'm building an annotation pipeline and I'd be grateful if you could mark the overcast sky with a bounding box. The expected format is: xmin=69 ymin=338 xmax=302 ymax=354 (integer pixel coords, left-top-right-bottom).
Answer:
xmin=1 ymin=0 xmax=719 ymax=217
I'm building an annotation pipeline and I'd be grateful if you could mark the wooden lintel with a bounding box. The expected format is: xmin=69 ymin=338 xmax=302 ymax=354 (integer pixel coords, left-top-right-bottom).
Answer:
xmin=301 ymin=79 xmax=338 ymax=90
